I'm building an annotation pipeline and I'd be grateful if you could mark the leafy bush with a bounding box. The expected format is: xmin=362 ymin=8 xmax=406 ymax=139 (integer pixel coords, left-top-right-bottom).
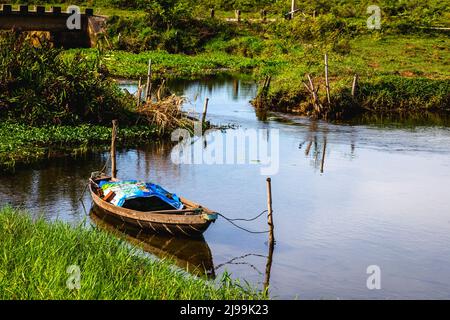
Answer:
xmin=107 ymin=8 xmax=236 ymax=53
xmin=0 ymin=32 xmax=133 ymax=125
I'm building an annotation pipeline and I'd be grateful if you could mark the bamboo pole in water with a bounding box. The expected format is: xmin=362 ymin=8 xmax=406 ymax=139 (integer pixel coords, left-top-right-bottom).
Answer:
xmin=111 ymin=120 xmax=118 ymax=180
xmin=264 ymin=235 xmax=274 ymax=292
xmin=266 ymin=178 xmax=275 ymax=246
xmin=137 ymin=77 xmax=142 ymax=108
xmin=145 ymin=59 xmax=152 ymax=102
xmin=201 ymin=97 xmax=209 ymax=126
xmin=324 ymin=53 xmax=331 ymax=105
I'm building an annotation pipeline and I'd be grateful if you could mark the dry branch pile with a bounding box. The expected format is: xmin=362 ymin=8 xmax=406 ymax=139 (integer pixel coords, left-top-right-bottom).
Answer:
xmin=137 ymin=95 xmax=196 ymax=134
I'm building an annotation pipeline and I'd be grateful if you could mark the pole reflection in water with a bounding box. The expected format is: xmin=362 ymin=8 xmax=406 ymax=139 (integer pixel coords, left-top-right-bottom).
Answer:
xmin=214 ymin=249 xmax=274 ymax=293
xmin=299 ymin=120 xmax=329 ymax=173
xmin=320 ymin=136 xmax=327 ymax=174
xmin=89 ymin=206 xmax=215 ymax=278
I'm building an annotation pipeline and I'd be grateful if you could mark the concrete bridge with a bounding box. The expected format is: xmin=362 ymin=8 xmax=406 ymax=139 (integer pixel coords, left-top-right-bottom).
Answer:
xmin=0 ymin=4 xmax=105 ymax=47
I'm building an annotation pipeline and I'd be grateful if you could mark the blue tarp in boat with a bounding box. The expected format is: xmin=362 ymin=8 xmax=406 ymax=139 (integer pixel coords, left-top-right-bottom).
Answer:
xmin=99 ymin=180 xmax=183 ymax=210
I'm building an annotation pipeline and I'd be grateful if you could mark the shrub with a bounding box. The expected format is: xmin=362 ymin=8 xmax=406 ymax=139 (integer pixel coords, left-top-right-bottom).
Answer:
xmin=0 ymin=32 xmax=133 ymax=125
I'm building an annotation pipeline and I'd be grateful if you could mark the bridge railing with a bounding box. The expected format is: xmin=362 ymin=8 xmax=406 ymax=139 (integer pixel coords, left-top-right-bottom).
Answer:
xmin=0 ymin=4 xmax=93 ymax=16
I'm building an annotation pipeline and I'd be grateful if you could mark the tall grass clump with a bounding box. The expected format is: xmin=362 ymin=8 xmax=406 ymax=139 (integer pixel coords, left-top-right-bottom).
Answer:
xmin=0 ymin=207 xmax=264 ymax=300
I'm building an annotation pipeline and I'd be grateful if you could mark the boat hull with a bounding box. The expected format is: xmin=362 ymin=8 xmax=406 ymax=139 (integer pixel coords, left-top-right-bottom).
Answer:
xmin=90 ymin=207 xmax=216 ymax=278
xmin=89 ymin=178 xmax=216 ymax=237
xmin=92 ymin=203 xmax=212 ymax=236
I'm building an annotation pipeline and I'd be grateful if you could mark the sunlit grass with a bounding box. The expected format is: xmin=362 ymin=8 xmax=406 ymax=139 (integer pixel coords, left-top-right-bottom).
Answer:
xmin=0 ymin=206 xmax=264 ymax=300
xmin=64 ymin=49 xmax=263 ymax=79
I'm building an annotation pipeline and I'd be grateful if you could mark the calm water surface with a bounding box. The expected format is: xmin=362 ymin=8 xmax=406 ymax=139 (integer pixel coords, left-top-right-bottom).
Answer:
xmin=1 ymin=76 xmax=450 ymax=299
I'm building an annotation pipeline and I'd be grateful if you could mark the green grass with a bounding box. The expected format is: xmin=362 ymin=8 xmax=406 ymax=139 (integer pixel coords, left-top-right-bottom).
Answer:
xmin=0 ymin=206 xmax=263 ymax=299
xmin=65 ymin=49 xmax=264 ymax=79
xmin=0 ymin=123 xmax=159 ymax=170
xmin=343 ymin=35 xmax=450 ymax=79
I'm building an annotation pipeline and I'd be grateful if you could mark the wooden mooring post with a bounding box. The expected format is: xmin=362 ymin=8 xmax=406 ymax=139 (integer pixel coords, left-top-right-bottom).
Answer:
xmin=266 ymin=178 xmax=275 ymax=246
xmin=111 ymin=120 xmax=118 ymax=180
xmin=137 ymin=77 xmax=142 ymax=108
xmin=264 ymin=230 xmax=274 ymax=292
xmin=201 ymin=97 xmax=209 ymax=126
xmin=145 ymin=59 xmax=152 ymax=102
xmin=352 ymin=74 xmax=359 ymax=97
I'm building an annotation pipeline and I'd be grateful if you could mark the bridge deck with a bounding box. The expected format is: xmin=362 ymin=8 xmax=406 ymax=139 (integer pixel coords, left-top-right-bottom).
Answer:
xmin=0 ymin=4 xmax=101 ymax=47
xmin=0 ymin=4 xmax=93 ymax=32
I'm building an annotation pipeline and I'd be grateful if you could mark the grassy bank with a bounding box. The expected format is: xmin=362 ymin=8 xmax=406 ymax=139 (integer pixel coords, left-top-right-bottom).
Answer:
xmin=255 ymin=34 xmax=449 ymax=118
xmin=0 ymin=207 xmax=263 ymax=299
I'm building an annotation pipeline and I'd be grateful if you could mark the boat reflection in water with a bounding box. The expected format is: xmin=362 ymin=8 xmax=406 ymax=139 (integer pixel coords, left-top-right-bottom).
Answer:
xmin=90 ymin=206 xmax=215 ymax=278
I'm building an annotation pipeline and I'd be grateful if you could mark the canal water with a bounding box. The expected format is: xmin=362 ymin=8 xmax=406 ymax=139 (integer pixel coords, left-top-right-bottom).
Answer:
xmin=1 ymin=76 xmax=450 ymax=299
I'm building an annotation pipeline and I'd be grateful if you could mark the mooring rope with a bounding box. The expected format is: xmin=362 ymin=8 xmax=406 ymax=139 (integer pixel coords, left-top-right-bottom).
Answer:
xmin=222 ymin=210 xmax=268 ymax=222
xmin=99 ymin=152 xmax=111 ymax=175
xmin=217 ymin=210 xmax=270 ymax=234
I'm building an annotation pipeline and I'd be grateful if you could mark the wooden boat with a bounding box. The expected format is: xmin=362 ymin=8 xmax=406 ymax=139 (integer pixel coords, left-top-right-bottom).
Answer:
xmin=90 ymin=207 xmax=215 ymax=278
xmin=88 ymin=120 xmax=218 ymax=237
xmin=89 ymin=174 xmax=218 ymax=237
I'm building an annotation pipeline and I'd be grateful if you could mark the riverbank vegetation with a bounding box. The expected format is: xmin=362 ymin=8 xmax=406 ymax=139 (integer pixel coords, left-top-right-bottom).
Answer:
xmin=57 ymin=0 xmax=449 ymax=118
xmin=1 ymin=1 xmax=449 ymax=170
xmin=0 ymin=32 xmax=203 ymax=170
xmin=0 ymin=206 xmax=262 ymax=299
xmin=0 ymin=123 xmax=158 ymax=170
